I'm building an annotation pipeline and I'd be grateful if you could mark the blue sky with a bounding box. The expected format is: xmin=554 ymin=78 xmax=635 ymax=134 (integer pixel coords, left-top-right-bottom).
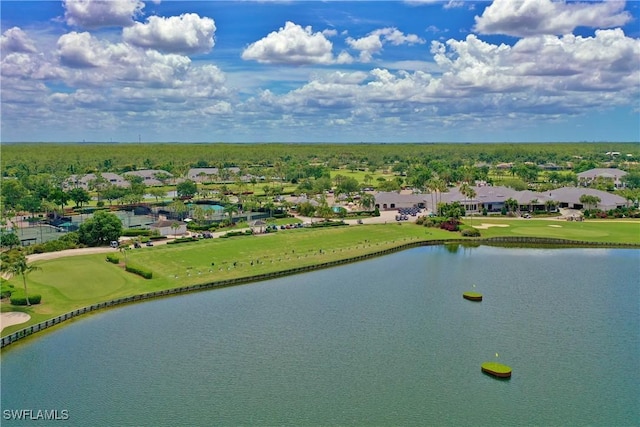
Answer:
xmin=1 ymin=0 xmax=639 ymax=143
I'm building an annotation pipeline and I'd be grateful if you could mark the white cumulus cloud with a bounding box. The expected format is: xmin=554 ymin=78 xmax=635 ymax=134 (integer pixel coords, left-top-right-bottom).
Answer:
xmin=474 ymin=0 xmax=633 ymax=37
xmin=1 ymin=27 xmax=37 ymax=54
xmin=241 ymin=21 xmax=335 ymax=65
xmin=347 ymin=27 xmax=425 ymax=62
xmin=123 ymin=13 xmax=216 ymax=55
xmin=63 ymin=0 xmax=144 ymax=29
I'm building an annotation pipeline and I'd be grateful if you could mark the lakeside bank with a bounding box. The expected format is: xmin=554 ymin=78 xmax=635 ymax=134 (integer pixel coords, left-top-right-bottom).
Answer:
xmin=2 ymin=235 xmax=638 ymax=350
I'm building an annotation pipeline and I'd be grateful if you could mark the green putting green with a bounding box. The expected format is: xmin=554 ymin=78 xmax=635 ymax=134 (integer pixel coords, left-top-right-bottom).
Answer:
xmin=481 ymin=361 xmax=512 ymax=378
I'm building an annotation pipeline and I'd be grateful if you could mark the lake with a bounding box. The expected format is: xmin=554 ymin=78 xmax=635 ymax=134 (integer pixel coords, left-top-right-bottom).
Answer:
xmin=1 ymin=246 xmax=638 ymax=426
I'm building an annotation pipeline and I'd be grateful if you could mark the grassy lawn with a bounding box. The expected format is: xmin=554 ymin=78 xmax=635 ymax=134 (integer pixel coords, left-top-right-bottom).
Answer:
xmin=2 ymin=219 xmax=638 ymax=336
xmin=467 ymin=217 xmax=639 ymax=244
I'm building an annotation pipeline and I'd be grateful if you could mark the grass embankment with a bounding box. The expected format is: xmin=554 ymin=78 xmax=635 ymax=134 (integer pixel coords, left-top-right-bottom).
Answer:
xmin=2 ymin=219 xmax=639 ymax=337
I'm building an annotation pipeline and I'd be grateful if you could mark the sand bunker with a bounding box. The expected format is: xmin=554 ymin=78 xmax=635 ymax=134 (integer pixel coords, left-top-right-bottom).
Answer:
xmin=548 ymin=225 xmax=563 ymax=228
xmin=1 ymin=312 xmax=31 ymax=331
xmin=472 ymin=223 xmax=510 ymax=230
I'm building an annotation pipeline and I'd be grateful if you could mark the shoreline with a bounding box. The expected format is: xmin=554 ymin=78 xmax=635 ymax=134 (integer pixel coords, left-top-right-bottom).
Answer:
xmin=2 ymin=236 xmax=638 ymax=350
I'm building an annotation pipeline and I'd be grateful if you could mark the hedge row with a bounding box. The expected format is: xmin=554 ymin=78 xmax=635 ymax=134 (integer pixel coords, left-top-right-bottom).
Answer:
xmin=308 ymin=221 xmax=347 ymax=228
xmin=125 ymin=264 xmax=153 ymax=279
xmin=121 ymin=229 xmax=151 ymax=237
xmin=10 ymin=293 xmax=42 ymax=305
xmin=167 ymin=237 xmax=199 ymax=244
xmin=106 ymin=254 xmax=120 ymax=264
xmin=221 ymin=230 xmax=253 ymax=238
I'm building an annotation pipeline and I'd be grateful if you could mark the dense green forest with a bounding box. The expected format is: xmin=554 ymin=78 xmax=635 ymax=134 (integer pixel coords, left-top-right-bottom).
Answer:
xmin=2 ymin=142 xmax=639 ymax=178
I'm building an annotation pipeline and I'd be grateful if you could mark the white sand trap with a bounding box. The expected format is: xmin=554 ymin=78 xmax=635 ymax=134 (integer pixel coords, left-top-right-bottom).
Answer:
xmin=1 ymin=312 xmax=31 ymax=331
xmin=473 ymin=223 xmax=510 ymax=230
xmin=548 ymin=225 xmax=562 ymax=228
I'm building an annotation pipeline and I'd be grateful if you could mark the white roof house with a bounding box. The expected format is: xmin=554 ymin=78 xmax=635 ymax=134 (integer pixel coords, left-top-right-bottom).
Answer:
xmin=577 ymin=168 xmax=627 ymax=188
xmin=65 ymin=173 xmax=130 ymax=190
xmin=187 ymin=167 xmax=241 ymax=182
xmin=150 ymin=220 xmax=187 ymax=237
xmin=375 ymin=185 xmax=629 ymax=214
xmin=123 ymin=169 xmax=173 ymax=186
xmin=374 ymin=192 xmax=428 ymax=210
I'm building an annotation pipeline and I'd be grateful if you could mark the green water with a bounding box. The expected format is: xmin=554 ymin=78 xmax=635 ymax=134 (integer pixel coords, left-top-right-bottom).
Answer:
xmin=1 ymin=246 xmax=638 ymax=426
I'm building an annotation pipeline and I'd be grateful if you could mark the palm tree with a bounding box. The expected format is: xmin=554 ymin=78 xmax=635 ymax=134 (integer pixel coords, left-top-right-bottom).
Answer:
xmin=223 ymin=203 xmax=239 ymax=226
xmin=359 ymin=193 xmax=375 ymax=212
xmin=434 ymin=178 xmax=447 ymax=215
xmin=466 ymin=187 xmax=477 ymax=221
xmin=460 ymin=183 xmax=470 ymax=216
xmin=505 ymin=198 xmax=518 ymax=215
xmin=193 ymin=206 xmax=207 ymax=226
xmin=263 ymin=200 xmax=276 ymax=219
xmin=170 ymin=221 xmax=181 ymax=237
xmin=1 ymin=251 xmax=40 ymax=306
xmin=426 ymin=178 xmax=438 ymax=215
xmin=579 ymin=194 xmax=601 ymax=211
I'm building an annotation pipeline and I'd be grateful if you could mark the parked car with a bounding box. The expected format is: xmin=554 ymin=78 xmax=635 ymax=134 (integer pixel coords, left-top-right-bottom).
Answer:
xmin=146 ymin=241 xmax=154 ymax=247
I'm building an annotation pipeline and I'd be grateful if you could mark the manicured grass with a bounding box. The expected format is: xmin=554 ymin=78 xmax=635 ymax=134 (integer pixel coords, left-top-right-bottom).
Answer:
xmin=468 ymin=218 xmax=640 ymax=244
xmin=481 ymin=361 xmax=512 ymax=377
xmin=463 ymin=292 xmax=483 ymax=301
xmin=2 ymin=219 xmax=638 ymax=336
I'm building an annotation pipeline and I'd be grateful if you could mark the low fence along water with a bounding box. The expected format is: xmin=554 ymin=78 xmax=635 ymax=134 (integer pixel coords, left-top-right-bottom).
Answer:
xmin=2 ymin=237 xmax=636 ymax=348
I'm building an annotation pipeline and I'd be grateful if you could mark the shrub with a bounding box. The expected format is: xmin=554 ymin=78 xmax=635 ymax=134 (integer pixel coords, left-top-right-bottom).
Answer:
xmin=440 ymin=218 xmax=460 ymax=232
xmin=421 ymin=217 xmax=445 ymax=228
xmin=106 ymin=254 xmax=120 ymax=264
xmin=125 ymin=264 xmax=153 ymax=279
xmin=1 ymin=282 xmax=15 ymax=298
xmin=461 ymin=228 xmax=481 ymax=237
xmin=10 ymin=292 xmax=42 ymax=305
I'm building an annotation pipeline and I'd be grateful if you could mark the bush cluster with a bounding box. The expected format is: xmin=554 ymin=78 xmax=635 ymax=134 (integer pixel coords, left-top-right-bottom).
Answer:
xmin=417 ymin=216 xmax=449 ymax=228
xmin=1 ymin=282 xmax=16 ymax=298
xmin=461 ymin=228 xmax=481 ymax=237
xmin=125 ymin=264 xmax=153 ymax=279
xmin=10 ymin=292 xmax=42 ymax=305
xmin=106 ymin=254 xmax=120 ymax=264
xmin=186 ymin=223 xmax=214 ymax=232
xmin=25 ymin=232 xmax=81 ymax=255
xmin=440 ymin=219 xmax=460 ymax=232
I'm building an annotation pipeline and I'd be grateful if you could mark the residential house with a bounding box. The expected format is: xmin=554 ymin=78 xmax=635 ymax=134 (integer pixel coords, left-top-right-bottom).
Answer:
xmin=65 ymin=172 xmax=130 ymax=190
xmin=150 ymin=219 xmax=187 ymax=237
xmin=374 ymin=192 xmax=428 ymax=210
xmin=123 ymin=169 xmax=173 ymax=186
xmin=375 ymin=185 xmax=629 ymax=215
xmin=187 ymin=167 xmax=241 ymax=183
xmin=577 ymin=168 xmax=627 ymax=189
